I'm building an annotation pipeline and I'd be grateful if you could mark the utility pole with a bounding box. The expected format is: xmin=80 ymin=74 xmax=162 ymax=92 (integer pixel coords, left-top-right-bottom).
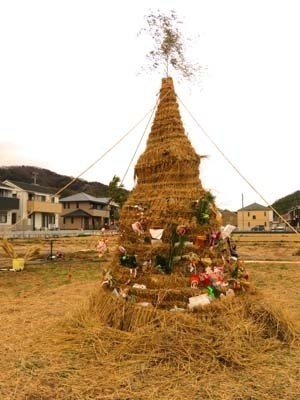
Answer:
xmin=242 ymin=193 xmax=245 ymax=231
xmin=32 ymin=172 xmax=38 ymax=185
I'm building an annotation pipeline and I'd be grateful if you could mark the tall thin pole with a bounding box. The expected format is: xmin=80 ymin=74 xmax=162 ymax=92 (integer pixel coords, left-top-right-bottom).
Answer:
xmin=50 ymin=240 xmax=53 ymax=260
xmin=242 ymin=193 xmax=245 ymax=231
xmin=32 ymin=172 xmax=38 ymax=185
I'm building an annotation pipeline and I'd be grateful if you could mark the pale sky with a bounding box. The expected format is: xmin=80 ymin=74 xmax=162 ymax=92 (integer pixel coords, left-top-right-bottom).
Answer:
xmin=1 ymin=0 xmax=299 ymax=211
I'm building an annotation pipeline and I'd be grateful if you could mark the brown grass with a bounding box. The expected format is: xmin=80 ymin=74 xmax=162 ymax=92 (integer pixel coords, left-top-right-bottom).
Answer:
xmin=0 ymin=234 xmax=300 ymax=400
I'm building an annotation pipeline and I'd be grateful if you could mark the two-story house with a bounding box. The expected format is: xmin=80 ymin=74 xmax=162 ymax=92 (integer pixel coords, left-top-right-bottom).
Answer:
xmin=237 ymin=202 xmax=272 ymax=231
xmin=0 ymin=182 xmax=20 ymax=233
xmin=59 ymin=192 xmax=118 ymax=230
xmin=3 ymin=180 xmax=62 ymax=231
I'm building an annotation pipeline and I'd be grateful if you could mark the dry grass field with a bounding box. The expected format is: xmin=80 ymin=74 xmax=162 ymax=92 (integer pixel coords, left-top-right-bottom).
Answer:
xmin=1 ymin=233 xmax=300 ymax=400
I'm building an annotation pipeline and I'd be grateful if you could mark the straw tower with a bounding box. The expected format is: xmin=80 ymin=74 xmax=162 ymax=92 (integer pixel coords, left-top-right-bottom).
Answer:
xmin=94 ymin=77 xmax=296 ymax=350
xmin=118 ymin=76 xmax=221 ymax=265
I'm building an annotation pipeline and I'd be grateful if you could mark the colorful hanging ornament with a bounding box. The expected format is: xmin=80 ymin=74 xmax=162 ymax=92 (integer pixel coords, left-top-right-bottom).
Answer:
xmin=96 ymin=238 xmax=108 ymax=258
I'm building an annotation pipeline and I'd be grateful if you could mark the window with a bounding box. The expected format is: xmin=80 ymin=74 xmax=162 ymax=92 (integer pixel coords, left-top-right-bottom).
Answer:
xmin=71 ymin=217 xmax=74 ymax=224
xmin=12 ymin=213 xmax=16 ymax=224
xmin=91 ymin=203 xmax=103 ymax=210
xmin=252 ymin=215 xmax=256 ymax=220
xmin=0 ymin=212 xmax=7 ymax=223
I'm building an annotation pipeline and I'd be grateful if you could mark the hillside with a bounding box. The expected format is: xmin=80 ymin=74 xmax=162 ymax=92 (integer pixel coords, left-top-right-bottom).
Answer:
xmin=0 ymin=165 xmax=110 ymax=198
xmin=1 ymin=165 xmax=298 ymax=213
xmin=272 ymin=190 xmax=300 ymax=215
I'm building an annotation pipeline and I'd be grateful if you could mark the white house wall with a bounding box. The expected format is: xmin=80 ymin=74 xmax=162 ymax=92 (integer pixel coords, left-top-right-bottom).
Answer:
xmin=3 ymin=181 xmax=60 ymax=231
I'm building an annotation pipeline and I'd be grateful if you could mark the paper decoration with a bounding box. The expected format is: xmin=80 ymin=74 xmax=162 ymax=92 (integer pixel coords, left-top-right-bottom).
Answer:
xmin=149 ymin=228 xmax=164 ymax=240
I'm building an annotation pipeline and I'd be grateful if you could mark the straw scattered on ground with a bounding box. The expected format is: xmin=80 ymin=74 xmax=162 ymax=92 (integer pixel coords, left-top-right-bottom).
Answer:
xmin=1 ymin=235 xmax=300 ymax=400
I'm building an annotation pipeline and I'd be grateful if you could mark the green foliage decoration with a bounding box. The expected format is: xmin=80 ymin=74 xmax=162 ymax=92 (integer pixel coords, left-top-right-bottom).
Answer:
xmin=196 ymin=191 xmax=215 ymax=225
xmin=108 ymin=175 xmax=129 ymax=207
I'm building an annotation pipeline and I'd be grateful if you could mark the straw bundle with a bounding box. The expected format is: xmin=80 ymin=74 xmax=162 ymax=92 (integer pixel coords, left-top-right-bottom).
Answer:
xmin=24 ymin=245 xmax=41 ymax=262
xmin=89 ymin=286 xmax=297 ymax=349
xmin=0 ymin=239 xmax=18 ymax=259
xmin=0 ymin=238 xmax=40 ymax=264
xmin=89 ymin=288 xmax=126 ymax=330
xmin=245 ymin=295 xmax=297 ymax=343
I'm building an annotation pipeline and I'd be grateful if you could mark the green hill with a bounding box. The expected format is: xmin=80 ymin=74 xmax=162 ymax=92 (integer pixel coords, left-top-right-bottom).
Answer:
xmin=0 ymin=165 xmax=110 ymax=198
xmin=1 ymin=165 xmax=298 ymax=214
xmin=272 ymin=191 xmax=300 ymax=215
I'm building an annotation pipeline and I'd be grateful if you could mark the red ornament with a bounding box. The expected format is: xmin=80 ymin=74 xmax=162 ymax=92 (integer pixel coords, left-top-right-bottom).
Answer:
xmin=199 ymin=273 xmax=211 ymax=287
xmin=190 ymin=274 xmax=200 ymax=288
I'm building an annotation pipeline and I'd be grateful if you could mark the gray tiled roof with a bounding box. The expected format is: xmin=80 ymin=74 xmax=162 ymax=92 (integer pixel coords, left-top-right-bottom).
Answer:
xmin=4 ymin=180 xmax=56 ymax=194
xmin=238 ymin=202 xmax=269 ymax=211
xmin=59 ymin=192 xmax=111 ymax=204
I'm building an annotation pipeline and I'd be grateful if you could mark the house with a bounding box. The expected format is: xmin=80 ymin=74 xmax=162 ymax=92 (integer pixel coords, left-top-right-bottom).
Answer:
xmin=220 ymin=209 xmax=237 ymax=227
xmin=0 ymin=182 xmax=20 ymax=232
xmin=237 ymin=202 xmax=272 ymax=231
xmin=3 ymin=180 xmax=62 ymax=231
xmin=59 ymin=192 xmax=118 ymax=230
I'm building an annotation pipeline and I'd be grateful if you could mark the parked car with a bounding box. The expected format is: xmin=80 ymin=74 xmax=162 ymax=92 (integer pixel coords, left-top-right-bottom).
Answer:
xmin=251 ymin=225 xmax=265 ymax=232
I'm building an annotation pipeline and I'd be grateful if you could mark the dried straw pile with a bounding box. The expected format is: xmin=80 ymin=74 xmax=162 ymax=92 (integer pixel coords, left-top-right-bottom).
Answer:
xmin=71 ymin=77 xmax=298 ymax=399
xmin=36 ymin=289 xmax=296 ymax=399
xmin=89 ymin=283 xmax=297 ymax=343
xmin=1 ymin=261 xmax=299 ymax=400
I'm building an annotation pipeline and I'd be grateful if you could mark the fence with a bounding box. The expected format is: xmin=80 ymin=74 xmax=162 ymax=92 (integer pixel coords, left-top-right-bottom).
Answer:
xmin=0 ymin=229 xmax=119 ymax=240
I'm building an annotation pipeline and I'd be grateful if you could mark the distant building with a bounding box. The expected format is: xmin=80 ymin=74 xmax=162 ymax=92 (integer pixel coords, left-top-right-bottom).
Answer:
xmin=59 ymin=192 xmax=119 ymax=230
xmin=220 ymin=209 xmax=237 ymax=227
xmin=3 ymin=180 xmax=61 ymax=231
xmin=237 ymin=202 xmax=272 ymax=231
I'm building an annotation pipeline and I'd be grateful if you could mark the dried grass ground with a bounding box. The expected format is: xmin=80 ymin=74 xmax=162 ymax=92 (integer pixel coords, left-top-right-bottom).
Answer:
xmin=1 ymin=234 xmax=300 ymax=400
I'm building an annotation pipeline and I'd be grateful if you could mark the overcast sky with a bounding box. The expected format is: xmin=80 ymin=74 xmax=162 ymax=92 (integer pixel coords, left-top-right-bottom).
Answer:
xmin=1 ymin=0 xmax=299 ymax=211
